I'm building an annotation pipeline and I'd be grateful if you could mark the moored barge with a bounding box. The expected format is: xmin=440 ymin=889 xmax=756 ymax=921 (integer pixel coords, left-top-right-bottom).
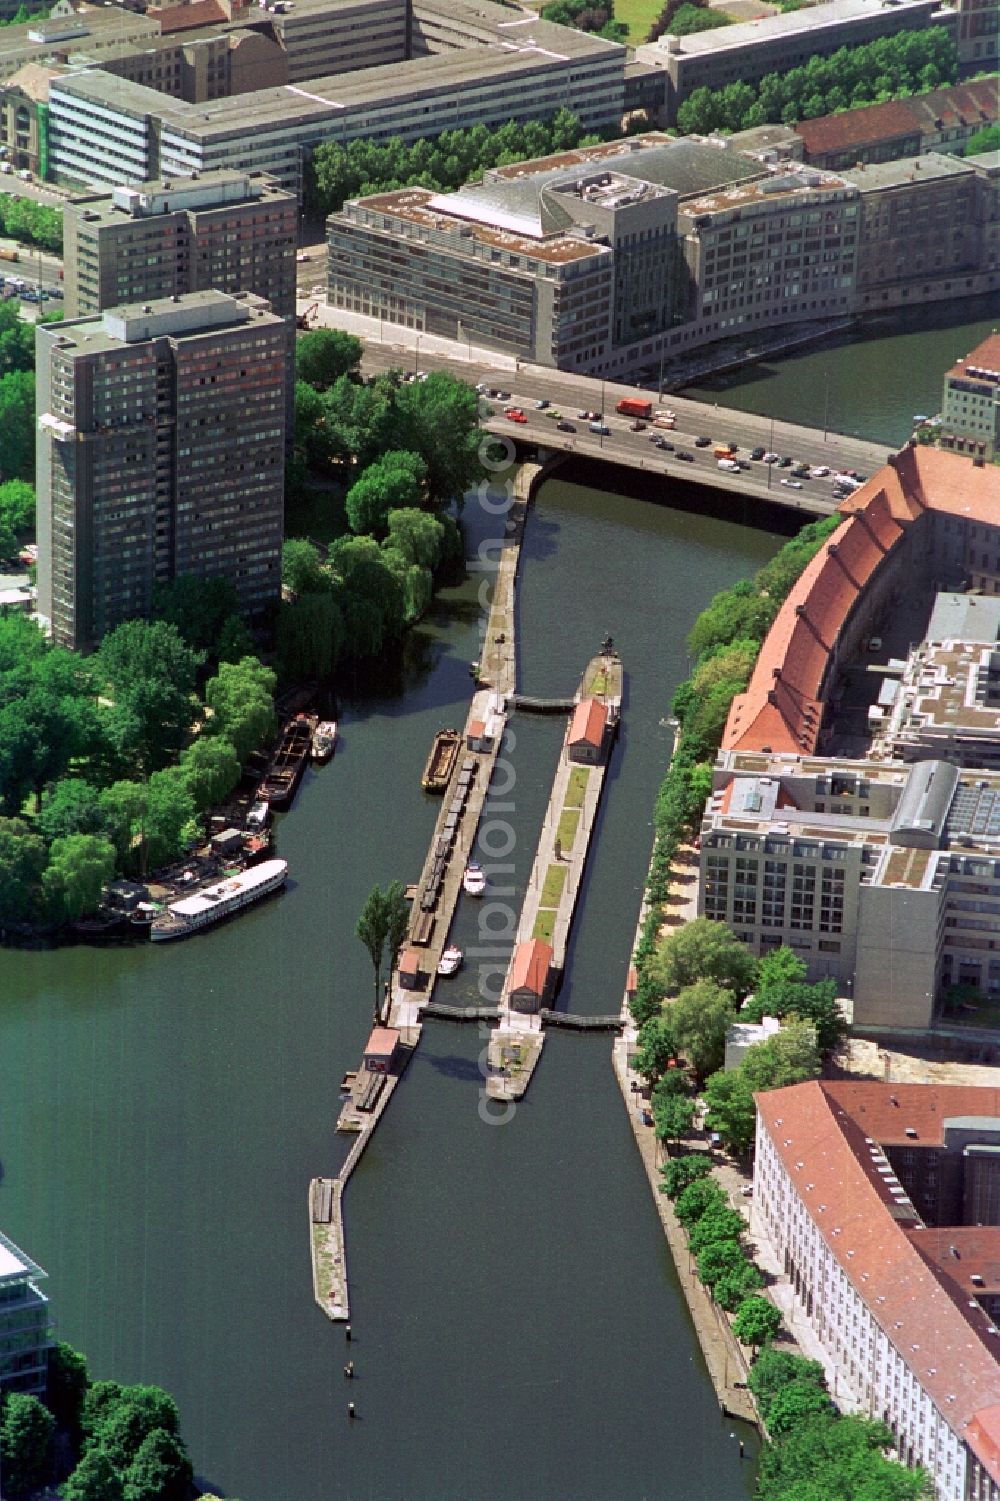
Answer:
xmin=258 ymin=715 xmax=316 ymax=810
xmin=421 ymin=728 xmax=461 ymax=793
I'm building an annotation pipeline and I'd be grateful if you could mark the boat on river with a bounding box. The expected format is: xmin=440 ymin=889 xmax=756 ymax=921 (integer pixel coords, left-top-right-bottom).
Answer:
xmin=463 ymin=862 xmax=486 ymax=896
xmin=422 ymin=729 xmax=461 ymax=792
xmin=258 ymin=715 xmax=316 ymax=810
xmin=150 ymin=859 xmax=288 ymax=942
xmin=437 ymin=945 xmax=463 ymax=976
xmin=311 ymin=721 xmax=338 ymax=762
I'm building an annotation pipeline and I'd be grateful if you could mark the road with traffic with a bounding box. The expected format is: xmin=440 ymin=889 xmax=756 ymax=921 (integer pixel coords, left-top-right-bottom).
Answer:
xmin=357 ymin=342 xmax=893 ymax=516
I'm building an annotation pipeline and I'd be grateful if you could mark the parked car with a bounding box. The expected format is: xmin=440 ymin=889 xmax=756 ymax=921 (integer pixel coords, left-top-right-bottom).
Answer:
xmin=694 ymin=435 xmax=712 ymax=447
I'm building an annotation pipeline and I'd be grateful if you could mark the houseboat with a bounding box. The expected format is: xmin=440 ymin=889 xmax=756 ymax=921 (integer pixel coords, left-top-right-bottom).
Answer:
xmin=150 ymin=859 xmax=288 ymax=942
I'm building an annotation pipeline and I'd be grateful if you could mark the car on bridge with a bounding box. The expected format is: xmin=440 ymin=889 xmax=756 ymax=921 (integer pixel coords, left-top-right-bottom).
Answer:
xmin=694 ymin=435 xmax=712 ymax=447
xmin=655 ymin=438 xmax=674 ymax=451
xmin=676 ymin=450 xmax=694 ymax=462
xmin=810 ymin=464 xmax=831 ymax=477
xmin=534 ymin=399 xmax=549 ymax=410
xmin=763 ymin=451 xmax=779 ymax=463
xmin=577 ymin=409 xmax=600 ymax=421
xmin=505 ymin=408 xmax=528 ymax=424
xmin=544 ymin=408 xmax=562 ymax=420
xmin=750 ymin=446 xmax=766 ymax=461
xmin=781 ymin=478 xmax=803 ymax=489
xmin=556 ymin=420 xmax=576 ymax=432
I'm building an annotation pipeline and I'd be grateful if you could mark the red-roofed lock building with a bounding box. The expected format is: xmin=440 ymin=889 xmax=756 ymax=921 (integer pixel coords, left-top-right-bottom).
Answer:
xmin=568 ymin=698 xmax=608 ymax=765
xmin=753 ymin=1081 xmax=1000 ymax=1501
xmin=508 ymin=939 xmax=553 ymax=1013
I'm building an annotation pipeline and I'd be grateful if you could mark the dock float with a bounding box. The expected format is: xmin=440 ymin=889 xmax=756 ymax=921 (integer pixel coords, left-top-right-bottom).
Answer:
xmin=486 ymin=643 xmax=623 ymax=1100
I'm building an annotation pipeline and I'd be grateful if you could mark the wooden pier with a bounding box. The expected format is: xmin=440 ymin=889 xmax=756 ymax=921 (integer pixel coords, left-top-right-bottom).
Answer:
xmin=486 ymin=646 xmax=623 ymax=1100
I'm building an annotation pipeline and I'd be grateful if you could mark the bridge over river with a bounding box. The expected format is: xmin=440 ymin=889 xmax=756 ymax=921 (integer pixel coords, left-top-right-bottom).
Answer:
xmin=359 ymin=344 xmax=894 ymax=517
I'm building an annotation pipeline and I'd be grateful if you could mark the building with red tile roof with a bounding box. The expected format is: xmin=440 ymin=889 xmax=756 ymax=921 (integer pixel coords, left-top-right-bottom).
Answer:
xmin=753 ymin=1081 xmax=1000 ymax=1501
xmin=508 ymin=938 xmax=553 ymax=1012
xmin=795 ymin=80 xmax=999 ymax=169
xmin=722 ymin=448 xmax=1000 ymax=758
xmin=568 ymin=697 xmax=608 ymax=764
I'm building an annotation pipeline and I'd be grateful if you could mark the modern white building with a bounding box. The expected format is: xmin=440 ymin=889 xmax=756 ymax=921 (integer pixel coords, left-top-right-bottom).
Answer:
xmin=0 ymin=1230 xmax=51 ymax=1395
xmin=753 ymin=1081 xmax=1000 ymax=1501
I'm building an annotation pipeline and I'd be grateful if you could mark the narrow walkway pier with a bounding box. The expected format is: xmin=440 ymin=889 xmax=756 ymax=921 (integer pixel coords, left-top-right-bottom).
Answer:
xmin=309 ymin=462 xmax=539 ymax=1323
xmin=486 ymin=645 xmax=623 ymax=1100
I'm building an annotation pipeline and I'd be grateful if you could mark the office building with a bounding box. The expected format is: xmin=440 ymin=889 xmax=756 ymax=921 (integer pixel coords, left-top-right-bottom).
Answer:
xmin=265 ymin=0 xmax=407 ymax=81
xmin=697 ymin=447 xmax=1000 ymax=1027
xmin=0 ymin=1230 xmax=50 ymax=1396
xmin=62 ymin=170 xmax=296 ymax=319
xmin=635 ymin=0 xmax=954 ymax=125
xmin=327 ymin=135 xmax=763 ymax=373
xmin=677 ymin=166 xmax=859 ymax=344
xmin=940 ymin=333 xmax=1000 ymax=461
xmin=36 ymin=290 xmax=286 ymax=652
xmin=844 ymin=152 xmax=996 ymax=312
xmin=96 ymin=25 xmax=288 ymax=102
xmin=46 ymin=7 xmax=625 ymax=198
xmin=753 ymin=1081 xmax=1000 ymax=1501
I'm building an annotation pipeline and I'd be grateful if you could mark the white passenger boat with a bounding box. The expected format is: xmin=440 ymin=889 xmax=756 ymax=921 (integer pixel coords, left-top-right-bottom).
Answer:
xmin=150 ymin=859 xmax=287 ymax=941
xmin=437 ymin=945 xmax=463 ymax=976
xmin=463 ymin=862 xmax=486 ymax=896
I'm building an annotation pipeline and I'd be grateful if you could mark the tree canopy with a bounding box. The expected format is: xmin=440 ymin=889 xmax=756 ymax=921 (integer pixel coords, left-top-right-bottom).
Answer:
xmin=295 ymin=328 xmax=363 ymax=390
xmin=676 ymin=28 xmax=957 ymax=133
xmin=307 ymin=111 xmax=599 ymax=216
xmin=652 ymin=918 xmax=756 ymax=998
xmin=667 ymin=977 xmax=739 ymax=1081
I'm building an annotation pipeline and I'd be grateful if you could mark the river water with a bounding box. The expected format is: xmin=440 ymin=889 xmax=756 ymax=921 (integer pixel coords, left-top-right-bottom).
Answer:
xmin=684 ymin=293 xmax=1000 ymax=446
xmin=0 ymin=474 xmax=777 ymax=1501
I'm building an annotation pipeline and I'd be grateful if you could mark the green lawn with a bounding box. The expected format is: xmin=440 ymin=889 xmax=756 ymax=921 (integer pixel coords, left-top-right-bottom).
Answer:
xmin=557 ymin=807 xmax=580 ymax=850
xmin=585 ymin=665 xmax=609 ymax=697
xmin=533 ymin=909 xmax=556 ymax=944
xmin=541 ymin=863 xmax=567 ymax=906
xmin=565 ymin=767 xmax=590 ymax=809
xmin=614 ymin=0 xmax=665 ymax=41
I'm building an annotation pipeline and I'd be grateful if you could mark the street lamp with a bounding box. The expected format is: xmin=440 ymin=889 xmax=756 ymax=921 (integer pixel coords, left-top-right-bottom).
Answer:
xmin=414 ymin=331 xmax=421 ymax=375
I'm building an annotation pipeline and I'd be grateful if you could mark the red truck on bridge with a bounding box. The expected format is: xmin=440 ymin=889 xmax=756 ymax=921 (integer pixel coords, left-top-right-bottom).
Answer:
xmin=615 ymin=397 xmax=653 ymax=420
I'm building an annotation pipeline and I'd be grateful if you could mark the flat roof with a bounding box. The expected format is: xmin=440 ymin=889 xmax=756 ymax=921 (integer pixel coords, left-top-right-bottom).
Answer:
xmin=365 ymin=1026 xmax=400 ymax=1052
xmin=640 ymin=0 xmax=940 ymax=60
xmin=841 ymin=152 xmax=974 ymax=191
xmin=53 ymin=20 xmax=621 ymax=140
xmin=351 ymin=188 xmax=608 ymax=266
xmin=681 ymin=167 xmax=850 ymax=217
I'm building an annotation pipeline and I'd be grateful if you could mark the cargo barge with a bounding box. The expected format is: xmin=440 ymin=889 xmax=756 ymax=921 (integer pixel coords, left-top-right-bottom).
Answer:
xmin=258 ymin=715 xmax=316 ymax=810
xmin=421 ymin=728 xmax=461 ymax=793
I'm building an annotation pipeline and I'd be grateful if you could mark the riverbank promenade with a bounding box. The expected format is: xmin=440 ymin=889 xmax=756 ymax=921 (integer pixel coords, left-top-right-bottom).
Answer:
xmin=487 ymin=648 xmax=623 ymax=1100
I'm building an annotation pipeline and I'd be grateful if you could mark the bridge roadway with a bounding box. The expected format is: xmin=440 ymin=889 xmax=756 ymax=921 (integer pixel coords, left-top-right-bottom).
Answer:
xmin=359 ymin=343 xmax=894 ymax=517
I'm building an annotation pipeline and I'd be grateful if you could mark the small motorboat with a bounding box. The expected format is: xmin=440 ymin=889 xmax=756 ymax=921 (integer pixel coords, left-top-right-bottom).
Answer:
xmin=437 ymin=945 xmax=463 ymax=976
xmin=312 ymin=720 xmax=338 ymax=762
xmin=463 ymin=862 xmax=486 ymax=896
